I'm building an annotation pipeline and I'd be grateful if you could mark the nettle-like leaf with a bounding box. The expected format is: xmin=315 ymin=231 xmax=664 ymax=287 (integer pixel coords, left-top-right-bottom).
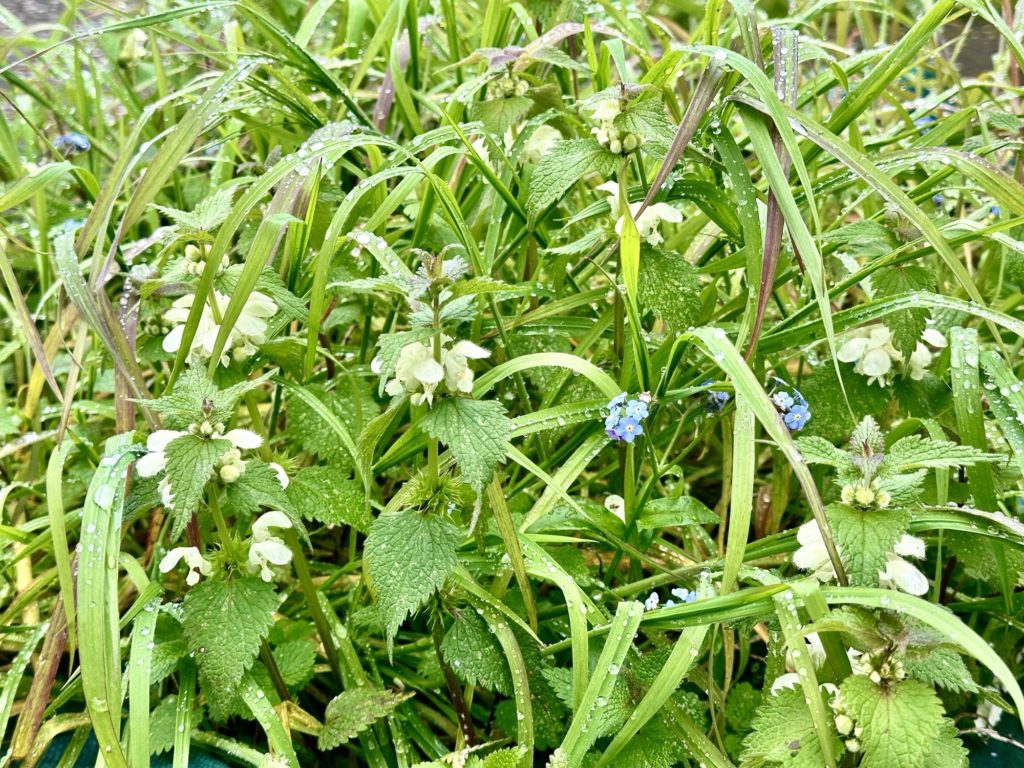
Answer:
xmin=470 ymin=95 xmax=533 ymax=135
xmin=825 ymin=503 xmax=909 ymax=587
xmin=926 ymin=719 xmax=969 ymax=767
xmin=419 ymin=398 xmax=512 ymax=493
xmin=615 ymin=719 xmax=688 ymax=768
xmin=364 ymin=508 xmax=462 ymax=645
xmin=318 ymin=688 xmax=413 ymax=750
xmin=527 ymin=138 xmax=619 ymax=219
xmin=152 ymin=187 xmax=235 ymax=234
xmin=287 ymin=466 xmax=371 ymax=532
xmin=182 ymin=576 xmax=277 ymax=701
xmin=637 ymin=495 xmax=719 ymax=530
xmin=794 ymin=436 xmax=852 ymax=469
xmin=904 ymin=648 xmax=978 ymax=693
xmin=223 ymin=459 xmax=292 ymax=517
xmin=872 ymin=265 xmax=935 ymax=358
xmin=638 ymin=246 xmax=703 ymax=332
xmin=147 ymin=366 xmax=268 ymax=429
xmin=740 ymin=686 xmax=841 ymax=768
xmin=880 ymin=434 xmax=1000 ymax=472
xmin=840 ymin=676 xmax=945 ymax=768
xmin=614 ymin=95 xmax=675 ymax=157
xmin=441 ymin=609 xmax=512 ymax=694
xmin=163 ymin=435 xmax=230 ymax=538
xmin=285 ymin=381 xmax=377 ymax=468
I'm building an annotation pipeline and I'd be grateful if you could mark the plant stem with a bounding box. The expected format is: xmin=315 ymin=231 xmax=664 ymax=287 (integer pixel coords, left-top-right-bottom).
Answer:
xmin=206 ymin=492 xmax=234 ymax=558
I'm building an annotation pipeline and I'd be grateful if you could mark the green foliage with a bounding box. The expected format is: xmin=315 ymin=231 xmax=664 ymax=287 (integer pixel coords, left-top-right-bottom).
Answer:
xmin=638 ymin=247 xmax=704 ymax=332
xmin=840 ymin=676 xmax=945 ymax=768
xmin=162 ymin=435 xmax=230 ymax=537
xmin=826 ymin=503 xmax=909 ymax=586
xmin=441 ymin=610 xmax=513 ymax=694
xmin=287 ymin=465 xmax=371 ymax=531
xmin=182 ymin=577 xmax=277 ymax=707
xmin=528 ymin=139 xmax=619 ymax=218
xmin=419 ymin=398 xmax=512 ymax=493
xmin=741 ymin=687 xmax=840 ymax=767
xmin=364 ymin=508 xmax=462 ymax=644
xmin=318 ymin=688 xmax=412 ymax=750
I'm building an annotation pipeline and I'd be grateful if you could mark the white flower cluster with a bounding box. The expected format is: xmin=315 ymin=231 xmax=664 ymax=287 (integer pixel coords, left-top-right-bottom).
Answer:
xmin=181 ymin=243 xmax=229 ymax=278
xmin=247 ymin=510 xmax=293 ymax=582
xmin=375 ymin=338 xmax=489 ymax=406
xmin=137 ymin=422 xmax=287 ymax=504
xmin=162 ymin=289 xmax=276 ymax=366
xmin=587 ymin=98 xmax=642 ymax=155
xmin=598 ymin=181 xmax=682 ymax=247
xmin=837 ymin=324 xmax=946 ymax=387
xmin=157 ymin=510 xmax=294 ymax=586
xmin=840 ymin=481 xmax=891 ymax=509
xmin=794 ymin=521 xmax=928 ymax=595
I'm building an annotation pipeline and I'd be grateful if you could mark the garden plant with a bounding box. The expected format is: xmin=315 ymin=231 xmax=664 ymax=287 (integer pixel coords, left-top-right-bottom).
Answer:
xmin=2 ymin=0 xmax=1024 ymax=766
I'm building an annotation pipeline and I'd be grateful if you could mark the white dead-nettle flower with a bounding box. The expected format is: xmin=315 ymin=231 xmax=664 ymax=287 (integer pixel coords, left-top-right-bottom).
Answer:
xmin=136 ymin=426 xmax=263 ymax=503
xmin=519 ymin=124 xmax=561 ymax=164
xmin=975 ymin=694 xmax=1005 ymax=731
xmin=837 ymin=324 xmax=946 ymax=386
xmin=792 ymin=520 xmax=838 ymax=583
xmin=162 ymin=290 xmax=277 ymax=366
xmin=598 ymin=181 xmax=682 ymax=247
xmin=795 ymin=521 xmax=929 ymax=595
xmin=378 ymin=338 xmax=489 ymax=406
xmin=604 ymin=494 xmax=626 ymax=523
xmin=588 ymin=99 xmax=622 ymax=148
xmin=878 ymin=534 xmax=928 ymax=595
xmin=771 ymin=632 xmax=828 ymax=695
xmin=159 ymin=546 xmax=213 ymax=586
xmin=248 ymin=511 xmax=293 ymax=582
xmin=269 ymin=462 xmax=289 ymax=489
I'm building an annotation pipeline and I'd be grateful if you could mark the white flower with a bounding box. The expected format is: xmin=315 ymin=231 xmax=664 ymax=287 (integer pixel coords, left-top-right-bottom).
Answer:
xmin=604 ymin=494 xmax=626 ymax=523
xmin=136 ymin=426 xmax=262 ymax=493
xmin=589 ymin=99 xmax=622 ymax=122
xmin=520 ymin=125 xmax=561 ymax=164
xmin=381 ymin=338 xmax=488 ymax=405
xmin=269 ymin=462 xmax=289 ymax=489
xmin=385 ymin=342 xmax=444 ymax=406
xmin=160 ymin=546 xmax=213 ymax=586
xmin=598 ymin=181 xmax=682 ymax=246
xmin=878 ymin=534 xmax=928 ymax=595
xmin=838 ymin=324 xmax=946 ymax=385
xmin=837 ymin=325 xmax=898 ymax=386
xmin=975 ymin=696 xmax=1005 ymax=730
xmin=442 ymin=340 xmax=490 ymax=394
xmin=162 ymin=290 xmax=277 ymax=366
xmin=248 ymin=511 xmax=293 ymax=582
xmin=136 ymin=429 xmax=187 ymax=478
xmin=770 ymin=672 xmax=801 ymax=695
xmin=793 ymin=521 xmax=838 ymax=582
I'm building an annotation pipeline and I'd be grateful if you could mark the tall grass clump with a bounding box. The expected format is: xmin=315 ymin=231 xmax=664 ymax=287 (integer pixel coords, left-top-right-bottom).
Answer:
xmin=1 ymin=0 xmax=1024 ymax=765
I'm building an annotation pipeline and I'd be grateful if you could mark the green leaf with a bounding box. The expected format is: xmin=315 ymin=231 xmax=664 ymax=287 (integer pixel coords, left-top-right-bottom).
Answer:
xmin=881 ymin=435 xmax=999 ymax=471
xmin=471 ymin=95 xmax=533 ymax=135
xmin=285 ymin=382 xmax=376 ymax=469
xmin=148 ymin=366 xmax=268 ymax=429
xmin=152 ymin=187 xmax=235 ymax=234
xmin=872 ymin=265 xmax=935 ymax=358
xmin=223 ymin=459 xmax=293 ymax=517
xmin=638 ymin=496 xmax=719 ymax=530
xmin=904 ymin=648 xmax=978 ymax=694
xmin=825 ymin=504 xmax=909 ymax=587
xmin=741 ymin=687 xmax=840 ymax=768
xmin=638 ymin=246 xmax=703 ymax=332
xmin=218 ymin=265 xmax=306 ymax=321
xmin=527 ymin=138 xmax=618 ymax=219
xmin=162 ymin=435 xmax=230 ymax=538
xmin=318 ymin=688 xmax=413 ymax=750
xmin=286 ymin=466 xmax=371 ymax=532
xmin=840 ymin=676 xmax=944 ymax=768
xmin=419 ymin=398 xmax=512 ymax=493
xmin=615 ymin=95 xmax=675 ymax=157
xmin=365 ymin=508 xmax=462 ymax=644
xmin=925 ymin=719 xmax=969 ymax=767
xmin=182 ymin=577 xmax=277 ymax=701
xmin=794 ymin=436 xmax=852 ymax=469
xmin=441 ymin=607 xmax=512 ymax=694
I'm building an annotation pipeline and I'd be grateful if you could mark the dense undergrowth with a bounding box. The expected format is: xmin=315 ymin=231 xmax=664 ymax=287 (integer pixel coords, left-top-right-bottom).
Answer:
xmin=2 ymin=0 xmax=1024 ymax=766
